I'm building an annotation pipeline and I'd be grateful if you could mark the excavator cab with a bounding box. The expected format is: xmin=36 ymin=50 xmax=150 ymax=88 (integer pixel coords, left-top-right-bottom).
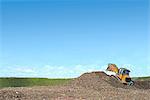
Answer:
xmin=117 ymin=68 xmax=133 ymax=85
xmin=118 ymin=68 xmax=130 ymax=75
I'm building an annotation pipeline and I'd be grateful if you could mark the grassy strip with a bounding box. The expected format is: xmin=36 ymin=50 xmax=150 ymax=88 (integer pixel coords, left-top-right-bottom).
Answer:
xmin=132 ymin=76 xmax=150 ymax=81
xmin=0 ymin=78 xmax=72 ymax=88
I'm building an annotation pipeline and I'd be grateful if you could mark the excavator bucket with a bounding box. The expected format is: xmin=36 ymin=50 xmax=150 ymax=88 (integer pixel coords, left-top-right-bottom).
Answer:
xmin=106 ymin=63 xmax=119 ymax=74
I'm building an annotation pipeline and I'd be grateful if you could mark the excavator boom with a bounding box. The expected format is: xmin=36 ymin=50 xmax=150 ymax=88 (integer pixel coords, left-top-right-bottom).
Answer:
xmin=106 ymin=63 xmax=119 ymax=74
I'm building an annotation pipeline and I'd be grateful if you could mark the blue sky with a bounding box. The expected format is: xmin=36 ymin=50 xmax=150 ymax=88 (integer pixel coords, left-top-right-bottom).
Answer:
xmin=1 ymin=0 xmax=149 ymax=78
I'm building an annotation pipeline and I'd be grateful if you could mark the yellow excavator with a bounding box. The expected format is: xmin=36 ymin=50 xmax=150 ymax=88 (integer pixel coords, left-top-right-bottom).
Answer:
xmin=106 ymin=63 xmax=134 ymax=85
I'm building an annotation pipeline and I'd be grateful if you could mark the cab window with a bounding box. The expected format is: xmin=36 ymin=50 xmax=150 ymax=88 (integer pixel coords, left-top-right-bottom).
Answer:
xmin=123 ymin=70 xmax=129 ymax=75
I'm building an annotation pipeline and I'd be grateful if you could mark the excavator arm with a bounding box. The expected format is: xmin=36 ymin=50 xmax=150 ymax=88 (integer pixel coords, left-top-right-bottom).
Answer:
xmin=106 ymin=63 xmax=119 ymax=74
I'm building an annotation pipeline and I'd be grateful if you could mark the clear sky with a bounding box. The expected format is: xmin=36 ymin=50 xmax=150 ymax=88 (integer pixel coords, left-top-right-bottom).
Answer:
xmin=1 ymin=0 xmax=149 ymax=78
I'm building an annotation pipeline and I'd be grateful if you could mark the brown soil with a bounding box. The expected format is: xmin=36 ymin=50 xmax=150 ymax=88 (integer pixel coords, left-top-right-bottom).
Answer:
xmin=0 ymin=71 xmax=150 ymax=100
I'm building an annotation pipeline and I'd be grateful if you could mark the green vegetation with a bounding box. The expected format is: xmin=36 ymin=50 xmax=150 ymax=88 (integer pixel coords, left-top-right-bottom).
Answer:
xmin=132 ymin=76 xmax=150 ymax=81
xmin=0 ymin=77 xmax=72 ymax=88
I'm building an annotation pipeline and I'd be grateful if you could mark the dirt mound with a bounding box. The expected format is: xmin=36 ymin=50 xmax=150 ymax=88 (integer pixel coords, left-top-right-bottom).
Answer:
xmin=69 ymin=71 xmax=112 ymax=90
xmin=69 ymin=71 xmax=150 ymax=90
xmin=134 ymin=80 xmax=150 ymax=89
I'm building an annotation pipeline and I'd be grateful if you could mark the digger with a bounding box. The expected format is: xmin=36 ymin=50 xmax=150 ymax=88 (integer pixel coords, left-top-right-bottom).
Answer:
xmin=106 ymin=63 xmax=134 ymax=85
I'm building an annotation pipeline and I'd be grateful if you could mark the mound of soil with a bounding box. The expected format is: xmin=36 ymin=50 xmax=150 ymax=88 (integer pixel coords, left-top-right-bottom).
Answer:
xmin=70 ymin=71 xmax=150 ymax=90
xmin=134 ymin=80 xmax=150 ymax=89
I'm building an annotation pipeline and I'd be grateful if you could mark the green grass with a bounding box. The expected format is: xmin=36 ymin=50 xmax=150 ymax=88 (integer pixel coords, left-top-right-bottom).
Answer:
xmin=132 ymin=76 xmax=150 ymax=81
xmin=0 ymin=77 xmax=72 ymax=88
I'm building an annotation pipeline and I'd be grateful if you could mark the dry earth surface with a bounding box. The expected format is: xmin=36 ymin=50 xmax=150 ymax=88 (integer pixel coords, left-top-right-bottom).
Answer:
xmin=0 ymin=71 xmax=150 ymax=100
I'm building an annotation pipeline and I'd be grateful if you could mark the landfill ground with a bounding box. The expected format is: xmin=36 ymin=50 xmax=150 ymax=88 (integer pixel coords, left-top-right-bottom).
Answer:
xmin=0 ymin=71 xmax=150 ymax=100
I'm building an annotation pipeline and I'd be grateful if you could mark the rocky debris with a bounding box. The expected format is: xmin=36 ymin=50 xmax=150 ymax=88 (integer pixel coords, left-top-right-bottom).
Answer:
xmin=0 ymin=90 xmax=25 ymax=100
